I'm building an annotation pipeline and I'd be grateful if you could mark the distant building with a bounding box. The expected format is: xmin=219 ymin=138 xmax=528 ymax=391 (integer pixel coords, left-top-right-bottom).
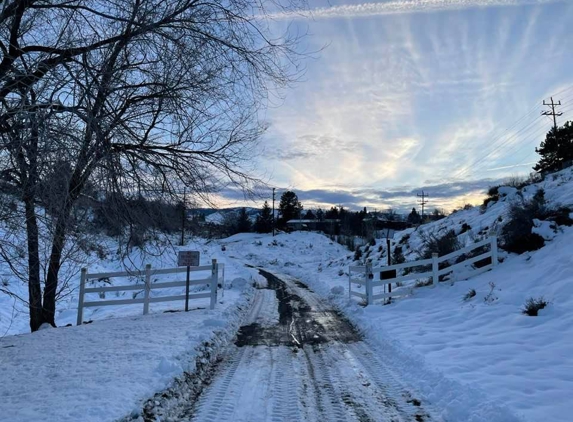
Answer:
xmin=286 ymin=219 xmax=341 ymax=232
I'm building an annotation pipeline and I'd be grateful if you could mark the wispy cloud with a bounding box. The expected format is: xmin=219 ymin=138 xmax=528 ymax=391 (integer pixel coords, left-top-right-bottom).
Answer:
xmin=256 ymin=1 xmax=573 ymax=210
xmin=269 ymin=0 xmax=565 ymax=20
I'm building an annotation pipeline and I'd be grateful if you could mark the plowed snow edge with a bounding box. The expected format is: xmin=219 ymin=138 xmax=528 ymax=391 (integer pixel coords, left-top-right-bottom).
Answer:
xmin=118 ymin=282 xmax=257 ymax=422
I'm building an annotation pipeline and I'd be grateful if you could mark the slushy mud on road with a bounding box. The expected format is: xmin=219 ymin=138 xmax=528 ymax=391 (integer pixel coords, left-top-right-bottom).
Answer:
xmin=235 ymin=269 xmax=360 ymax=348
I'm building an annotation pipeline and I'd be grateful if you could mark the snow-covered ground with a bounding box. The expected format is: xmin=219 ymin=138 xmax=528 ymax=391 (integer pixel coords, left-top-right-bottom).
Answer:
xmin=2 ymin=168 xmax=573 ymax=421
xmin=219 ymin=168 xmax=573 ymax=421
xmin=0 ymin=292 xmax=256 ymax=422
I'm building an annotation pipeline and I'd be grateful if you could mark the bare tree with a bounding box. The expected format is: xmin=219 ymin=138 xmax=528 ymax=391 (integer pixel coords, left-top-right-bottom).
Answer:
xmin=0 ymin=0 xmax=306 ymax=331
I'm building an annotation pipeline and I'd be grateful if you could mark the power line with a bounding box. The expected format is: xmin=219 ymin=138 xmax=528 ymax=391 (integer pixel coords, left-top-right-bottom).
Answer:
xmin=469 ymin=118 xmax=548 ymax=175
xmin=452 ymin=113 xmax=545 ymax=180
xmin=449 ymin=85 xmax=573 ymax=181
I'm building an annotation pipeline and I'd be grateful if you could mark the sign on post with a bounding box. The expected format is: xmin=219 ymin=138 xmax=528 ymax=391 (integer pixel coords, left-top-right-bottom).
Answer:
xmin=178 ymin=251 xmax=200 ymax=312
xmin=178 ymin=251 xmax=200 ymax=267
xmin=382 ymin=228 xmax=395 ymax=239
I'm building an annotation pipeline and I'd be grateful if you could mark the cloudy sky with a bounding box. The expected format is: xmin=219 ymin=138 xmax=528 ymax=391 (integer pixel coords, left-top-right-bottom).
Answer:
xmin=222 ymin=0 xmax=573 ymax=212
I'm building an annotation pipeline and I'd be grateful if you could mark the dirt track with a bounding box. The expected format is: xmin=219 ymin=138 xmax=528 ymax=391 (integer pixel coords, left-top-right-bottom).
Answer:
xmin=182 ymin=269 xmax=437 ymax=422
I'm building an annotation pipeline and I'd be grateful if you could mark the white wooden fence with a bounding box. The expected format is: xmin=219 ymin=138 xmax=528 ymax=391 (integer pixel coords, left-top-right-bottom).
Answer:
xmin=77 ymin=259 xmax=224 ymax=325
xmin=349 ymin=236 xmax=498 ymax=305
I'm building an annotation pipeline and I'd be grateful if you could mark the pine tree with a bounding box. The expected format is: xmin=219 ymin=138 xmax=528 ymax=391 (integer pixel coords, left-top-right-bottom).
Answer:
xmin=236 ymin=207 xmax=252 ymax=233
xmin=407 ymin=207 xmax=421 ymax=224
xmin=278 ymin=191 xmax=303 ymax=228
xmin=303 ymin=209 xmax=316 ymax=219
xmin=534 ymin=122 xmax=573 ymax=173
xmin=325 ymin=206 xmax=339 ymax=219
xmin=254 ymin=201 xmax=273 ymax=233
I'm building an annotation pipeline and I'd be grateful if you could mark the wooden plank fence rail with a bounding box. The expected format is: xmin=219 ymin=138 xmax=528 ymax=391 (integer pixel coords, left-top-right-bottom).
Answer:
xmin=348 ymin=236 xmax=498 ymax=306
xmin=77 ymin=260 xmax=225 ymax=325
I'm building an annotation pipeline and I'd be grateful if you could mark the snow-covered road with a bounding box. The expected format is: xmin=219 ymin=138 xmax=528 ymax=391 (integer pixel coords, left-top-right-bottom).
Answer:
xmin=180 ymin=269 xmax=437 ymax=422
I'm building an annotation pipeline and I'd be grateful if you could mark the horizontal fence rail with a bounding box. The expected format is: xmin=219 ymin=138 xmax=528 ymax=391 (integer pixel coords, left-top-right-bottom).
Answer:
xmin=349 ymin=236 xmax=498 ymax=306
xmin=77 ymin=260 xmax=224 ymax=325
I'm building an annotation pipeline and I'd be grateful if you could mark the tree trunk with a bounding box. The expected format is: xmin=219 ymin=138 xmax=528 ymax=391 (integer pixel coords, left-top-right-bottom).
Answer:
xmin=42 ymin=171 xmax=86 ymax=326
xmin=42 ymin=218 xmax=66 ymax=327
xmin=24 ymin=195 xmax=44 ymax=332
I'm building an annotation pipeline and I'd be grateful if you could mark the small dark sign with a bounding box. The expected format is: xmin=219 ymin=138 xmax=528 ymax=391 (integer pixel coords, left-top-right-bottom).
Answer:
xmin=178 ymin=251 xmax=200 ymax=267
xmin=380 ymin=269 xmax=397 ymax=280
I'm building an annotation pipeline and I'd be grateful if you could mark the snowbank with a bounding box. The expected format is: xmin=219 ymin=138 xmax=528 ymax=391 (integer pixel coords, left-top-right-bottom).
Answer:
xmin=0 ymin=278 xmax=256 ymax=422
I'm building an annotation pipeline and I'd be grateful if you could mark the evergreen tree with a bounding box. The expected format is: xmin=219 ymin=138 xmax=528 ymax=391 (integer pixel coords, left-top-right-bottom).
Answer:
xmin=407 ymin=207 xmax=421 ymax=224
xmin=316 ymin=208 xmax=325 ymax=221
xmin=254 ymin=201 xmax=273 ymax=233
xmin=278 ymin=191 xmax=303 ymax=228
xmin=534 ymin=121 xmax=573 ymax=173
xmin=236 ymin=207 xmax=252 ymax=233
xmin=325 ymin=206 xmax=339 ymax=219
xmin=303 ymin=209 xmax=316 ymax=219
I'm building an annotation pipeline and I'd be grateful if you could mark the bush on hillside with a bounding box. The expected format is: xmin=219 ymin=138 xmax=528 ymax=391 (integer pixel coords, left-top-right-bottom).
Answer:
xmin=522 ymin=297 xmax=548 ymax=316
xmin=459 ymin=223 xmax=472 ymax=234
xmin=463 ymin=288 xmax=476 ymax=301
xmin=506 ymin=175 xmax=528 ymax=189
xmin=501 ymin=189 xmax=548 ymax=254
xmin=418 ymin=230 xmax=461 ymax=260
xmin=354 ymin=245 xmax=363 ymax=261
xmin=399 ymin=234 xmax=410 ymax=245
xmin=549 ymin=206 xmax=573 ymax=227
xmin=481 ymin=185 xmax=501 ymax=210
xmin=392 ymin=246 xmax=405 ymax=265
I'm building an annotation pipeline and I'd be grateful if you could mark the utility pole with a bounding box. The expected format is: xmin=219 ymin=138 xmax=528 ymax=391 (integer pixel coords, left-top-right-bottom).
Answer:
xmin=542 ymin=97 xmax=563 ymax=132
xmin=180 ymin=187 xmax=186 ymax=246
xmin=272 ymin=187 xmax=276 ymax=237
xmin=417 ymin=191 xmax=428 ymax=219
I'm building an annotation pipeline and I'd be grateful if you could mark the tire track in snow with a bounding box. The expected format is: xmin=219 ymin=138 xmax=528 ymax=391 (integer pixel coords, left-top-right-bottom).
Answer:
xmin=191 ymin=346 xmax=251 ymax=422
xmin=347 ymin=342 xmax=433 ymax=421
xmin=299 ymin=344 xmax=350 ymax=421
xmin=269 ymin=346 xmax=301 ymax=422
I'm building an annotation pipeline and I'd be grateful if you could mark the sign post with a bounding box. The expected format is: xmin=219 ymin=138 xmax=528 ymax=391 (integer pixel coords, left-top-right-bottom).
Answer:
xmin=382 ymin=228 xmax=395 ymax=303
xmin=178 ymin=251 xmax=200 ymax=312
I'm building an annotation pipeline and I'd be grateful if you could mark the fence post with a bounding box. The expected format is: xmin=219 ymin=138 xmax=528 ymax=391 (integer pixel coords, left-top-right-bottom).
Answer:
xmin=490 ymin=235 xmax=498 ymax=266
xmin=348 ymin=268 xmax=352 ymax=300
xmin=210 ymin=259 xmax=218 ymax=310
xmin=365 ymin=263 xmax=373 ymax=305
xmin=143 ymin=264 xmax=151 ymax=315
xmin=77 ymin=268 xmax=87 ymax=325
xmin=432 ymin=253 xmax=439 ymax=287
xmin=221 ymin=264 xmax=225 ymax=298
